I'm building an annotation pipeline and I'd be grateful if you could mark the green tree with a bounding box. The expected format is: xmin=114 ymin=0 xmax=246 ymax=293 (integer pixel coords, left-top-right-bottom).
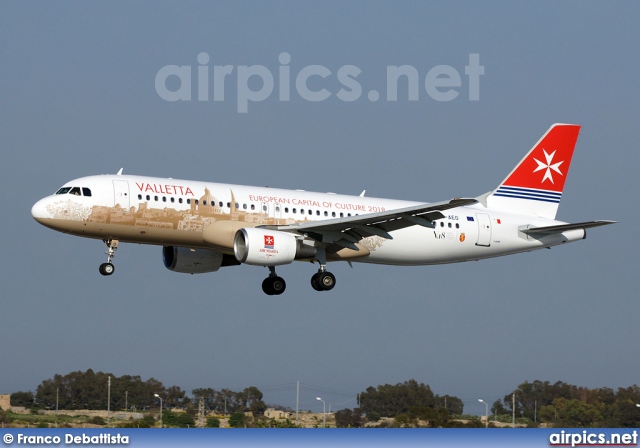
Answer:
xmin=228 ymin=412 xmax=246 ymax=428
xmin=165 ymin=385 xmax=190 ymax=409
xmin=358 ymin=379 xmax=458 ymax=418
xmin=162 ymin=410 xmax=195 ymax=428
xmin=206 ymin=417 xmax=220 ymax=428
xmin=541 ymin=398 xmax=603 ymax=427
xmin=435 ymin=395 xmax=463 ymax=415
xmin=492 ymin=400 xmax=507 ymax=416
xmin=367 ymin=411 xmax=380 ymax=422
xmin=242 ymin=386 xmax=266 ymax=415
xmin=335 ymin=408 xmax=364 ymax=428
xmin=33 ymin=370 xmax=181 ymax=411
xmin=10 ymin=391 xmax=34 ymax=408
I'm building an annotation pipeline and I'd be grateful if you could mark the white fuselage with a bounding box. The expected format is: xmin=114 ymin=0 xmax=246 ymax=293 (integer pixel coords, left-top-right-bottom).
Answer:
xmin=31 ymin=174 xmax=583 ymax=266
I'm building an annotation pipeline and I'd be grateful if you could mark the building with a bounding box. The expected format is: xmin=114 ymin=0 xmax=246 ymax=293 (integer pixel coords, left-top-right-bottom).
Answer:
xmin=264 ymin=408 xmax=291 ymax=419
xmin=0 ymin=394 xmax=10 ymax=411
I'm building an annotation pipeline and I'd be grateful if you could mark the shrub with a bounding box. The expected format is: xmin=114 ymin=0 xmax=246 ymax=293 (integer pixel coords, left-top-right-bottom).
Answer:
xmin=89 ymin=416 xmax=105 ymax=426
xmin=228 ymin=413 xmax=246 ymax=428
xmin=206 ymin=417 xmax=220 ymax=428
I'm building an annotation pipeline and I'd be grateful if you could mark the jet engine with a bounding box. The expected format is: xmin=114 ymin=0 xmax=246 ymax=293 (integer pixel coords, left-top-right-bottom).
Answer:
xmin=163 ymin=246 xmax=238 ymax=274
xmin=234 ymin=228 xmax=316 ymax=266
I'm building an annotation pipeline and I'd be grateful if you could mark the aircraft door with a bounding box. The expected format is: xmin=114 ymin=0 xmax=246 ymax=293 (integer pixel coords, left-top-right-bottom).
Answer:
xmin=262 ymin=202 xmax=282 ymax=224
xmin=475 ymin=213 xmax=491 ymax=247
xmin=113 ymin=180 xmax=130 ymax=210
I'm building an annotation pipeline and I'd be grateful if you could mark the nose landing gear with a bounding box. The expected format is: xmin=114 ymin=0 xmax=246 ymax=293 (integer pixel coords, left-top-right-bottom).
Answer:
xmin=99 ymin=239 xmax=119 ymax=276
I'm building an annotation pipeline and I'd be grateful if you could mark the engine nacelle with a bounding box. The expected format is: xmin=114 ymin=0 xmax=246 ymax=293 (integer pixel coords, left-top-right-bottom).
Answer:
xmin=163 ymin=246 xmax=229 ymax=274
xmin=234 ymin=228 xmax=309 ymax=266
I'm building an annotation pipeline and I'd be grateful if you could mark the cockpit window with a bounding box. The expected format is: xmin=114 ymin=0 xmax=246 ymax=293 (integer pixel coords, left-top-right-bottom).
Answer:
xmin=55 ymin=187 xmax=72 ymax=195
xmin=82 ymin=187 xmax=92 ymax=197
xmin=69 ymin=187 xmax=81 ymax=196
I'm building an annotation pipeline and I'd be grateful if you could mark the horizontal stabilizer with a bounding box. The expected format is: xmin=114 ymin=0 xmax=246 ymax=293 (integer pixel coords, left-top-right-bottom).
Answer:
xmin=522 ymin=220 xmax=616 ymax=235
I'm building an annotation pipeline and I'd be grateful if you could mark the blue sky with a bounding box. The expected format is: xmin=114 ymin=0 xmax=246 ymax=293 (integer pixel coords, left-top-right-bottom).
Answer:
xmin=1 ymin=1 xmax=638 ymax=415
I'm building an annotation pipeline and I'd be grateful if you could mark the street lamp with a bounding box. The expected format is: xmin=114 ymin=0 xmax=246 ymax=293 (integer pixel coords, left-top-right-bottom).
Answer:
xmin=316 ymin=397 xmax=326 ymax=428
xmin=478 ymin=399 xmax=488 ymax=428
xmin=154 ymin=394 xmax=163 ymax=427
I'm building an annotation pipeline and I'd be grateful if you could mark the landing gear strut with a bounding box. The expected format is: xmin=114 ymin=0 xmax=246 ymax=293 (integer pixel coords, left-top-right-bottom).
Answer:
xmin=262 ymin=266 xmax=286 ymax=295
xmin=99 ymin=239 xmax=119 ymax=276
xmin=310 ymin=247 xmax=336 ymax=291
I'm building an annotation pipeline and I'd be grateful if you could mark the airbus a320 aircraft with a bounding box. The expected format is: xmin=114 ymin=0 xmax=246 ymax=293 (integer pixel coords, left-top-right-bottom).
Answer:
xmin=32 ymin=124 xmax=614 ymax=295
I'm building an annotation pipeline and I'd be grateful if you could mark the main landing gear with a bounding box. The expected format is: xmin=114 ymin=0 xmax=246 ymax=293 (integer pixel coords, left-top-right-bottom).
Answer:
xmin=310 ymin=247 xmax=336 ymax=292
xmin=262 ymin=266 xmax=286 ymax=295
xmin=311 ymin=268 xmax=336 ymax=292
xmin=260 ymin=249 xmax=336 ymax=295
xmin=99 ymin=239 xmax=119 ymax=276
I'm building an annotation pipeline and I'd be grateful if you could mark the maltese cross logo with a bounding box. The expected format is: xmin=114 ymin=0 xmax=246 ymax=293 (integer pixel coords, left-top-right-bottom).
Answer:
xmin=533 ymin=149 xmax=564 ymax=184
xmin=264 ymin=235 xmax=274 ymax=248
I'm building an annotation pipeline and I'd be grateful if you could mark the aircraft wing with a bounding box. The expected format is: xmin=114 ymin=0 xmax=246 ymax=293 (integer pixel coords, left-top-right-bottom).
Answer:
xmin=522 ymin=220 xmax=616 ymax=235
xmin=263 ymin=198 xmax=477 ymax=249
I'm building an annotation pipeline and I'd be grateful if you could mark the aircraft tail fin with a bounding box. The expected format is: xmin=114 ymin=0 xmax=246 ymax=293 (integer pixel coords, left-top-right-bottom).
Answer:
xmin=486 ymin=123 xmax=581 ymax=219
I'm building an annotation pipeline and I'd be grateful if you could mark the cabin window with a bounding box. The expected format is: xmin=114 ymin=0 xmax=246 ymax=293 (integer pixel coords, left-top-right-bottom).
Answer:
xmin=448 ymin=222 xmax=452 ymax=228
xmin=243 ymin=204 xmax=247 ymax=210
xmin=162 ymin=197 xmax=167 ymax=202
xmin=146 ymin=195 xmax=150 ymax=201
xmin=332 ymin=212 xmax=336 ymax=217
xmin=324 ymin=211 xmax=328 ymax=217
xmin=263 ymin=205 xmax=267 ymax=212
xmin=455 ymin=223 xmax=460 ymax=229
xmin=203 ymin=200 xmax=207 ymax=206
xmin=179 ymin=198 xmax=183 ymax=204
xmin=293 ymin=208 xmax=297 ymax=214
xmin=340 ymin=213 xmax=344 ymax=218
xmin=251 ymin=204 xmax=255 ymax=210
xmin=275 ymin=206 xmax=280 ymax=213
xmin=82 ymin=188 xmax=92 ymax=197
xmin=138 ymin=194 xmax=142 ymax=200
xmin=170 ymin=197 xmax=175 ymax=203
xmin=284 ymin=207 xmax=289 ymax=213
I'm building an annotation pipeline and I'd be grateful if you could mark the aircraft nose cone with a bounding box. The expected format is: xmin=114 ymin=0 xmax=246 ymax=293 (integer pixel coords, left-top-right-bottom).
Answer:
xmin=31 ymin=198 xmax=49 ymax=222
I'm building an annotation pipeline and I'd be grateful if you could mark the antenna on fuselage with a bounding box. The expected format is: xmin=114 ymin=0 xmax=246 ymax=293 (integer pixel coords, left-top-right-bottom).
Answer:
xmin=360 ymin=190 xmax=366 ymax=197
xmin=116 ymin=168 xmax=124 ymax=176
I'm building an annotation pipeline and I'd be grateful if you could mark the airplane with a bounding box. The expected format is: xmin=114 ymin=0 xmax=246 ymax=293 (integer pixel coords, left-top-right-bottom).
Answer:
xmin=31 ymin=124 xmax=614 ymax=295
